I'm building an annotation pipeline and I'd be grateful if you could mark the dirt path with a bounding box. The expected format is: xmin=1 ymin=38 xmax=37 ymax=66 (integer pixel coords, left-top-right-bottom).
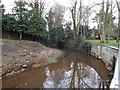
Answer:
xmin=2 ymin=40 xmax=64 ymax=78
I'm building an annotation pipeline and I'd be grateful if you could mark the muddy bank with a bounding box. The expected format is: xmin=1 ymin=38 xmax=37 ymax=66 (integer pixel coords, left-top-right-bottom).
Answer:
xmin=2 ymin=40 xmax=64 ymax=78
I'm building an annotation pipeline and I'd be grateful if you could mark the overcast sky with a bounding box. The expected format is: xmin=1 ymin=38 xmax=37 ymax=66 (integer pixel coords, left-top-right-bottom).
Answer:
xmin=1 ymin=0 xmax=118 ymax=28
xmin=1 ymin=0 xmax=100 ymax=12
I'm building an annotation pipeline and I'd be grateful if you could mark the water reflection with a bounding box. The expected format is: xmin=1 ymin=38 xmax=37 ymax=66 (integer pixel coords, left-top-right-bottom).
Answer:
xmin=43 ymin=61 xmax=100 ymax=88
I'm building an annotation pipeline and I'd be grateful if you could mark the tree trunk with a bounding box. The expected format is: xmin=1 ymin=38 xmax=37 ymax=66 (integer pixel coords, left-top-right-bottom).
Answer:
xmin=101 ymin=15 xmax=106 ymax=43
xmin=116 ymin=12 xmax=120 ymax=42
xmin=101 ymin=0 xmax=110 ymax=43
xmin=70 ymin=62 xmax=76 ymax=88
xmin=73 ymin=23 xmax=77 ymax=42
xmin=116 ymin=0 xmax=120 ymax=43
xmin=72 ymin=0 xmax=77 ymax=43
xmin=77 ymin=0 xmax=82 ymax=37
xmin=107 ymin=0 xmax=113 ymax=43
xmin=20 ymin=32 xmax=22 ymax=40
xmin=101 ymin=0 xmax=106 ymax=43
xmin=76 ymin=23 xmax=80 ymax=36
xmin=83 ymin=21 xmax=86 ymax=40
xmin=101 ymin=28 xmax=106 ymax=43
xmin=77 ymin=63 xmax=81 ymax=88
xmin=80 ymin=25 xmax=83 ymax=37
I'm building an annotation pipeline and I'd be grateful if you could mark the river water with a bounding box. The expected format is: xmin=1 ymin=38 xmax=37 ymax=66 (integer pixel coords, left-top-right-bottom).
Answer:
xmin=2 ymin=51 xmax=110 ymax=88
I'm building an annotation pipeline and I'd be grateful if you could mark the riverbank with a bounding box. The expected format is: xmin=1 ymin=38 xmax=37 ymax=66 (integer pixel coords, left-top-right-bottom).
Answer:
xmin=1 ymin=39 xmax=64 ymax=78
xmin=3 ymin=51 xmax=111 ymax=88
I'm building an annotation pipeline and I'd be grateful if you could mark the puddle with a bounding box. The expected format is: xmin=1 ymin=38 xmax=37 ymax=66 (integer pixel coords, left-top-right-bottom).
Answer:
xmin=2 ymin=51 xmax=110 ymax=88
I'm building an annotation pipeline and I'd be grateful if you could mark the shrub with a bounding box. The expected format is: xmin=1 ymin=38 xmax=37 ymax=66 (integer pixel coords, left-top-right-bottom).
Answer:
xmin=68 ymin=37 xmax=92 ymax=54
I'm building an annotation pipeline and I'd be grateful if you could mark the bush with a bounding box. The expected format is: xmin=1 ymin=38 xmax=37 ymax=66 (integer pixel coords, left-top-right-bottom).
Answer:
xmin=68 ymin=37 xmax=92 ymax=54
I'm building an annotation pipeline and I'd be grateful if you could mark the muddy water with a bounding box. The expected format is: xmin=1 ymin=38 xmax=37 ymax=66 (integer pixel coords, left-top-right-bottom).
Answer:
xmin=2 ymin=51 xmax=110 ymax=88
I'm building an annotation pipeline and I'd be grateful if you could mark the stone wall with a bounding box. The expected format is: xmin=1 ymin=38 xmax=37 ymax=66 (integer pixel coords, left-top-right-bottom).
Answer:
xmin=91 ymin=44 xmax=119 ymax=67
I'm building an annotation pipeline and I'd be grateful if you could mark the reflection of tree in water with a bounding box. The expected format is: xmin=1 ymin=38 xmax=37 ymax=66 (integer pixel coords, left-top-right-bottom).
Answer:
xmin=43 ymin=60 xmax=100 ymax=88
xmin=70 ymin=60 xmax=100 ymax=88
xmin=43 ymin=67 xmax=73 ymax=88
xmin=43 ymin=67 xmax=63 ymax=88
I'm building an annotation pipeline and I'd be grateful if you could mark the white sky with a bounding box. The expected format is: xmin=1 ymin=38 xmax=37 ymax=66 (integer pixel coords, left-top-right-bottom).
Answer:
xmin=1 ymin=0 xmax=101 ymax=12
xmin=1 ymin=0 xmax=119 ymax=28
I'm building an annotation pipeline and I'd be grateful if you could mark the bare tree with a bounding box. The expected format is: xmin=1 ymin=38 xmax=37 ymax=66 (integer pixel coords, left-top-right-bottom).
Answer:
xmin=69 ymin=0 xmax=93 ymax=42
xmin=46 ymin=3 xmax=65 ymax=30
xmin=26 ymin=0 xmax=45 ymax=15
xmin=97 ymin=0 xmax=111 ymax=43
xmin=116 ymin=0 xmax=120 ymax=43
xmin=106 ymin=0 xmax=113 ymax=42
xmin=69 ymin=0 xmax=77 ymax=42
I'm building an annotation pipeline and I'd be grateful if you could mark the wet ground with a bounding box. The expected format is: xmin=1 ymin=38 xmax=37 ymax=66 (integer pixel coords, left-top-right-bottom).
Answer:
xmin=2 ymin=51 xmax=110 ymax=88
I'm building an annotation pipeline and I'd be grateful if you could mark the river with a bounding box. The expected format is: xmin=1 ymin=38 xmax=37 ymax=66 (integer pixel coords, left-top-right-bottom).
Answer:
xmin=2 ymin=51 xmax=110 ymax=88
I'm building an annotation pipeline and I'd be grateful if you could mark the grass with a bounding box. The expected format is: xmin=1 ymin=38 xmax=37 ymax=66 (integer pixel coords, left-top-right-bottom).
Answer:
xmin=87 ymin=40 xmax=101 ymax=44
xmin=0 ymin=38 xmax=34 ymax=43
xmin=88 ymin=40 xmax=120 ymax=48
xmin=0 ymin=38 xmax=17 ymax=42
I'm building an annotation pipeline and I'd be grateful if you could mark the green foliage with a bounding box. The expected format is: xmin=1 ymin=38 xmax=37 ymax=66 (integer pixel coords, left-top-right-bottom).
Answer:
xmin=79 ymin=25 xmax=91 ymax=39
xmin=2 ymin=14 xmax=17 ymax=31
xmin=48 ymin=26 xmax=65 ymax=47
xmin=8 ymin=1 xmax=29 ymax=40
xmin=64 ymin=22 xmax=73 ymax=39
xmin=27 ymin=9 xmax=46 ymax=37
xmin=68 ymin=36 xmax=92 ymax=54
xmin=46 ymin=4 xmax=65 ymax=47
xmin=2 ymin=1 xmax=47 ymax=40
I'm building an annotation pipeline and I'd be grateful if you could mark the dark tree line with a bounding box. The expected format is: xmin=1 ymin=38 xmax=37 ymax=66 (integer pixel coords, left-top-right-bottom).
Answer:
xmin=2 ymin=1 xmax=46 ymax=40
